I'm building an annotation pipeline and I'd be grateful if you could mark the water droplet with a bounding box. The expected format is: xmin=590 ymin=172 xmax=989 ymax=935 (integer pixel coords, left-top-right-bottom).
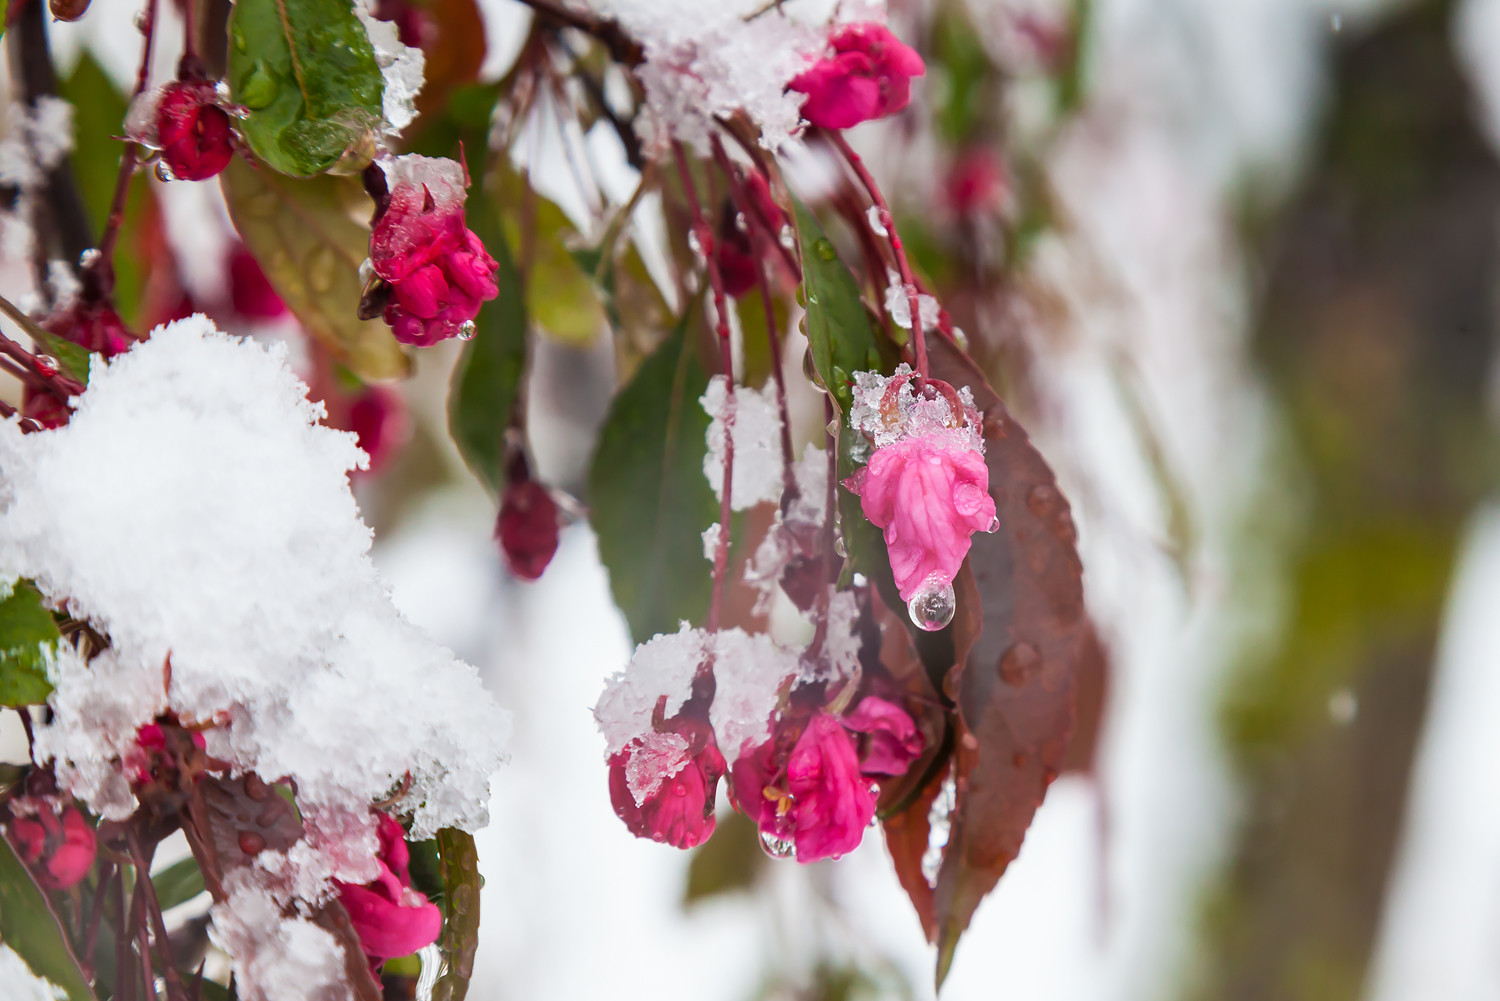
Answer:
xmin=154 ymin=160 xmax=177 ymax=183
xmin=779 ymin=225 xmax=795 ymax=249
xmin=907 ymin=579 xmax=956 ymax=632
xmin=239 ymin=62 xmax=279 ymax=111
xmin=802 ymin=347 xmax=826 ymax=391
xmin=457 ymin=320 xmax=478 ymax=342
xmin=759 ymin=830 xmax=796 ymax=859
xmin=238 ymin=831 xmax=267 ymax=855
xmin=834 ymin=535 xmax=848 ymax=558
xmin=358 ymin=258 xmax=375 ymax=285
xmin=813 ymin=238 xmax=837 ymax=261
xmin=1026 ymin=483 xmax=1056 ymax=518
xmin=34 ymin=355 xmax=58 ymax=377
xmin=985 ymin=515 xmax=1001 ymax=534
xmin=687 ymin=229 xmax=705 ymax=259
xmin=826 ymin=417 xmax=840 ymax=437
xmin=998 ymin=641 xmax=1041 ymax=685
xmin=866 ymin=205 xmax=888 ymax=236
xmin=78 ymin=248 xmax=100 ymax=269
xmin=450 ymin=883 xmax=474 ymax=915
xmin=133 ymin=9 xmax=149 ymax=30
xmin=306 ymin=245 xmax=337 ymax=293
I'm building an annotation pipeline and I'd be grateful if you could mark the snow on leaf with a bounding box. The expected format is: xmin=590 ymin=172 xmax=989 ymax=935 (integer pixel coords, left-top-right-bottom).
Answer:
xmin=701 ymin=375 xmax=785 ymax=511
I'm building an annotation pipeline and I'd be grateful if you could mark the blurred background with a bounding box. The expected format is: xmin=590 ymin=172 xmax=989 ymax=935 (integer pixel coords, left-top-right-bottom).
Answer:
xmin=9 ymin=0 xmax=1500 ymax=998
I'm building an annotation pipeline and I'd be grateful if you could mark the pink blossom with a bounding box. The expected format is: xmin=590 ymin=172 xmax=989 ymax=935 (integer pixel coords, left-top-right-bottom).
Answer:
xmin=8 ymin=801 xmax=97 ymax=890
xmin=844 ymin=427 xmax=994 ymax=601
xmin=608 ymin=725 xmax=725 ymax=850
xmin=843 ymin=696 xmax=923 ymax=777
xmin=335 ymin=814 xmax=442 ymax=963
xmin=731 ymin=713 xmax=875 ymax=862
xmin=789 ymin=23 xmax=926 ymax=131
xmin=155 ymin=81 xmax=234 ymax=182
xmin=369 ymin=170 xmax=500 ymax=347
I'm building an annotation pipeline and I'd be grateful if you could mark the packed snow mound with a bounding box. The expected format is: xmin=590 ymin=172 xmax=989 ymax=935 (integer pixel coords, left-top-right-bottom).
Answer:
xmin=0 ymin=316 xmax=509 ymax=842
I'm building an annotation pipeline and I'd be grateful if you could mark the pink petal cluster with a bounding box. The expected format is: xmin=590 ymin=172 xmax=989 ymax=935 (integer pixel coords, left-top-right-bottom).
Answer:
xmin=369 ymin=157 xmax=500 ymax=346
xmin=731 ymin=713 xmax=875 ymax=862
xmin=789 ymin=23 xmax=926 ymax=131
xmin=846 ymin=426 xmax=994 ymax=601
xmin=608 ymin=723 xmax=726 ymax=850
xmin=843 ymin=696 xmax=924 ymax=777
xmin=335 ymin=813 xmax=442 ymax=964
xmin=7 ymin=799 xmax=97 ymax=890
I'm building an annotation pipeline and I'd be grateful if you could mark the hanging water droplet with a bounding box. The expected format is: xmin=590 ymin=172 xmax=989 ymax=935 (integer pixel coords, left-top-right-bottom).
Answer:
xmin=998 ymin=641 xmax=1041 ymax=685
xmin=825 ymin=417 xmax=839 ymax=438
xmin=457 ymin=320 xmax=478 ymax=342
xmin=985 ymin=515 xmax=1000 ymax=534
xmin=687 ymin=229 xmax=704 ymax=259
xmin=778 ymin=224 xmax=795 ymax=249
xmin=34 ymin=354 xmax=58 ymax=377
xmin=907 ymin=579 xmax=956 ymax=632
xmin=358 ymin=258 xmax=375 ymax=285
xmin=154 ymin=160 xmax=176 ymax=183
xmin=78 ymin=248 xmax=100 ymax=269
xmin=133 ymin=9 xmax=149 ymax=30
xmin=238 ymin=62 xmax=279 ymax=111
xmin=759 ymin=830 xmax=796 ymax=859
xmin=813 ymin=238 xmax=837 ymax=261
xmin=834 ymin=535 xmax=848 ymax=558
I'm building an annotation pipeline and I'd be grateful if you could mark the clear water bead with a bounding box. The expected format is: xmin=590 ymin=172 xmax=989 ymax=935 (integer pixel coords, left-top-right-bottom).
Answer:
xmin=456 ymin=320 xmax=478 ymax=342
xmin=154 ymin=160 xmax=177 ymax=183
xmin=759 ymin=830 xmax=796 ymax=859
xmin=778 ymin=225 xmax=795 ymax=250
xmin=985 ymin=515 xmax=1001 ymax=533
xmin=907 ymin=579 xmax=956 ymax=632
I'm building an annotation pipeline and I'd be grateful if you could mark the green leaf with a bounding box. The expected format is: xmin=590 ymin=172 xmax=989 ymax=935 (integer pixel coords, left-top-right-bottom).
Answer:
xmin=222 ymin=157 xmax=410 ymax=382
xmin=0 ymin=833 xmax=98 ymax=1001
xmin=30 ymin=328 xmax=92 ymax=387
xmin=447 ymin=191 xmax=526 ymax=494
xmin=227 ymin=0 xmax=384 ymax=177
xmin=432 ymin=828 xmax=480 ymax=1001
xmin=790 ymin=197 xmax=901 ymax=603
xmin=683 ymin=811 xmax=764 ymax=905
xmin=588 ymin=315 xmax=718 ymax=642
xmin=150 ymin=856 xmax=206 ymax=911
xmin=0 ymin=581 xmax=59 ymax=707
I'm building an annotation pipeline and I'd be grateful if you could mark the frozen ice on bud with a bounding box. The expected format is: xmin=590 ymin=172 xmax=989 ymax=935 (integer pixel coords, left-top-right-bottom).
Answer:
xmin=906 ymin=577 xmax=956 ymax=631
xmin=701 ymin=376 xmax=785 ymax=511
xmin=608 ymin=725 xmax=724 ymax=849
xmin=133 ymin=81 xmax=235 ymax=182
xmin=596 ymin=625 xmax=706 ymax=757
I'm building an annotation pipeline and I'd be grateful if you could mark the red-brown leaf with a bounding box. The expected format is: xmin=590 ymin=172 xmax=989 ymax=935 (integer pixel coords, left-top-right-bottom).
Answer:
xmin=926 ymin=338 xmax=1088 ymax=987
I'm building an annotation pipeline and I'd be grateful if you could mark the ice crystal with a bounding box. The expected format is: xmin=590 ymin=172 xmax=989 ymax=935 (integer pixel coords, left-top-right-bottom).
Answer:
xmin=882 ymin=269 xmax=941 ymax=331
xmin=702 ymin=376 xmax=785 ymax=511
xmin=701 ymin=521 xmax=723 ymax=563
xmin=209 ymin=870 xmax=349 ymax=1001
xmin=920 ymin=773 xmax=957 ymax=887
xmin=595 ymin=623 xmax=704 ymax=756
xmin=624 ymin=730 xmax=692 ymax=805
xmin=356 ymin=0 xmax=427 ymax=135
xmin=0 ymin=943 xmax=67 ymax=1001
xmin=591 ymin=0 xmax=831 ymax=153
xmin=848 ymin=362 xmax=984 ymax=450
xmin=0 ymin=317 xmax=510 ymax=845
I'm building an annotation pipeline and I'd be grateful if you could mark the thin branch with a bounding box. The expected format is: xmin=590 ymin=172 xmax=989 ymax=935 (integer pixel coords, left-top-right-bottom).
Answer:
xmin=672 ymin=141 xmax=736 ymax=633
xmin=93 ymin=0 xmax=160 ymax=296
xmin=509 ymin=0 xmax=644 ymax=67
xmin=826 ymin=131 xmax=929 ymax=381
xmin=130 ymin=832 xmax=187 ymax=1001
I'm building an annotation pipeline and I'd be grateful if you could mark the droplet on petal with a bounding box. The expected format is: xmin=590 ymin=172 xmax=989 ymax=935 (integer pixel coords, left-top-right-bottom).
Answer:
xmin=457 ymin=319 xmax=478 ymax=342
xmin=906 ymin=578 xmax=956 ymax=631
xmin=759 ymin=829 xmax=796 ymax=859
xmin=985 ymin=515 xmax=1001 ymax=533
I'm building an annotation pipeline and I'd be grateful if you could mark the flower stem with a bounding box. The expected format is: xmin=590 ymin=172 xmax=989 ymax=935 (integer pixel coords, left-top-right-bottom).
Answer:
xmin=826 ymin=131 xmax=928 ymax=382
xmin=130 ymin=832 xmax=187 ymax=1001
xmin=93 ymin=0 xmax=160 ymax=297
xmin=672 ymin=141 xmax=735 ymax=634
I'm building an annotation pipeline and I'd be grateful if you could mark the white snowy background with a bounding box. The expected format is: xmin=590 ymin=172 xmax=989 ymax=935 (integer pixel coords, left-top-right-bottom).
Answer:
xmin=3 ymin=0 xmax=1499 ymax=999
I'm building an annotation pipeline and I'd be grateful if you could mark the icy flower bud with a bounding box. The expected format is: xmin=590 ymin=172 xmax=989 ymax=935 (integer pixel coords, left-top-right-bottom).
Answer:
xmin=789 ymin=23 xmax=926 ymax=131
xmin=8 ymin=800 xmax=97 ymax=890
xmin=495 ymin=469 xmax=560 ymax=581
xmin=154 ymin=81 xmax=235 ymax=182
xmin=608 ymin=723 xmax=726 ymax=849
xmin=844 ymin=365 xmax=995 ymax=608
xmin=731 ymin=713 xmax=875 ymax=863
xmin=335 ymin=814 xmax=442 ymax=963
xmin=842 ymin=696 xmax=923 ymax=777
xmin=368 ymin=155 xmax=500 ymax=346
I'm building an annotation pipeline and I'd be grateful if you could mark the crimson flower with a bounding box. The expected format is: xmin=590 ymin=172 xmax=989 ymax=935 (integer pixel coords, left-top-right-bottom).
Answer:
xmin=155 ymin=81 xmax=234 ymax=182
xmin=789 ymin=23 xmax=926 ymax=131
xmin=335 ymin=814 xmax=442 ymax=964
xmin=608 ymin=722 xmax=725 ymax=849
xmin=8 ymin=801 xmax=96 ymax=890
xmin=731 ymin=712 xmax=875 ymax=862
xmin=496 ymin=475 xmax=560 ymax=581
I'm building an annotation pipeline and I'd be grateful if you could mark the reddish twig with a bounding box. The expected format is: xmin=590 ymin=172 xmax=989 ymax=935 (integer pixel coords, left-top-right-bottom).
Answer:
xmin=672 ymin=141 xmax=736 ymax=634
xmin=709 ymin=133 xmax=801 ymax=282
xmin=826 ymin=131 xmax=928 ymax=381
xmin=129 ymin=832 xmax=187 ymax=1001
xmin=92 ymin=0 xmax=160 ymax=295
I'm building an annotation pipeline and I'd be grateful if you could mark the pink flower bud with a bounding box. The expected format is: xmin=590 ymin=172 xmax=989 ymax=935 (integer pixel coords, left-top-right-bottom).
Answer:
xmin=8 ymin=801 xmax=97 ymax=890
xmin=155 ymin=81 xmax=234 ymax=182
xmin=842 ymin=696 xmax=923 ymax=777
xmin=228 ymin=244 xmax=286 ymax=319
xmin=789 ymin=23 xmax=926 ymax=131
xmin=844 ymin=427 xmax=995 ymax=602
xmin=496 ymin=475 xmax=560 ymax=581
xmin=608 ymin=724 xmax=726 ymax=849
xmin=335 ymin=814 xmax=442 ymax=963
xmin=43 ymin=303 xmax=133 ymax=358
xmin=369 ymin=156 xmax=500 ymax=346
xmin=21 ymin=387 xmax=70 ymax=428
xmin=731 ymin=713 xmax=875 ymax=862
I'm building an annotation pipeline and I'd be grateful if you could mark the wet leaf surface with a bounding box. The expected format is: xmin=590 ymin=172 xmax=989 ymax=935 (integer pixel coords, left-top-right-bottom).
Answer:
xmin=0 ymin=579 xmax=60 ymax=706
